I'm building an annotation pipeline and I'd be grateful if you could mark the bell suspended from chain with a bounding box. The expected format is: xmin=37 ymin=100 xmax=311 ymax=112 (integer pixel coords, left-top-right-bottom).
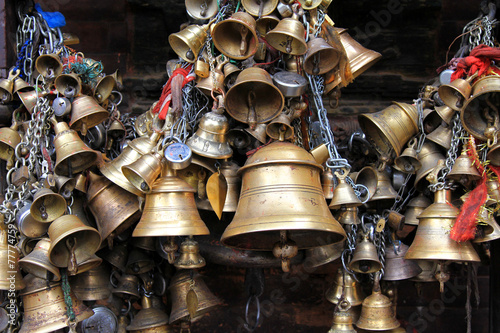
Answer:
xmin=212 ymin=11 xmax=258 ymax=60
xmin=34 ymin=53 xmax=63 ymax=79
xmin=169 ymin=22 xmax=211 ymax=63
xmin=127 ymin=294 xmax=171 ymax=332
xmin=325 ymin=268 xmax=365 ymax=306
xmin=403 ymin=193 xmax=432 ymax=226
xmin=69 ymin=95 xmax=109 ymax=136
xmin=448 ymin=147 xmax=482 ymax=186
xmin=414 ymin=141 xmax=445 ymax=191
xmin=303 ymin=36 xmax=341 ymax=75
xmin=427 ymin=123 xmax=452 ymax=150
xmin=304 ymin=240 xmax=344 ymax=269
xmin=438 ymin=72 xmax=477 ymax=111
xmin=93 ymin=75 xmax=116 ymax=103
xmin=121 ymin=150 xmax=164 ymax=193
xmin=394 ymin=138 xmax=421 ymax=174
xmin=70 ymin=264 xmax=112 ymax=301
xmin=334 ymin=206 xmax=361 ymax=225
xmin=435 ymin=105 xmax=456 ymax=125
xmin=382 ymin=242 xmax=422 ymax=281
xmin=30 ymin=187 xmax=67 ymax=223
xmin=349 ymin=232 xmax=382 ymax=274
xmin=329 ymin=168 xmax=363 ymax=210
xmin=0 ymin=119 xmax=21 ymax=169
xmin=19 ymin=238 xmax=61 ymax=281
xmin=266 ymin=110 xmax=295 ymax=141
xmin=328 ymin=300 xmax=357 ymax=333
xmin=266 ymin=8 xmax=308 ymax=55
xmin=0 ymin=69 xmax=19 ymax=102
xmin=16 ymin=201 xmax=49 ymax=238
xmin=54 ymin=72 xmax=82 ymax=98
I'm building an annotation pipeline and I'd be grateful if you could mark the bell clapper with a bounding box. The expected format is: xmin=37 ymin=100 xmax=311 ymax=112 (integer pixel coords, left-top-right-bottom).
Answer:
xmin=247 ymin=91 xmax=257 ymax=130
xmin=66 ymin=236 xmax=78 ymax=275
xmin=434 ymin=261 xmax=450 ymax=293
xmin=239 ymin=25 xmax=249 ymax=56
xmin=163 ymin=237 xmax=178 ymax=264
xmin=272 ymin=230 xmax=299 ymax=272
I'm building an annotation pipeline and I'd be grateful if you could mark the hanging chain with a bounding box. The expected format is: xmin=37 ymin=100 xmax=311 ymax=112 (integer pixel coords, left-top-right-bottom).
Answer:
xmin=61 ymin=269 xmax=77 ymax=331
xmin=415 ymin=98 xmax=426 ymax=153
xmin=464 ymin=14 xmax=498 ymax=52
xmin=341 ymin=224 xmax=358 ymax=276
xmin=390 ymin=173 xmax=416 ymax=213
xmin=16 ymin=15 xmax=37 ymax=83
xmin=291 ymin=118 xmax=303 ymax=148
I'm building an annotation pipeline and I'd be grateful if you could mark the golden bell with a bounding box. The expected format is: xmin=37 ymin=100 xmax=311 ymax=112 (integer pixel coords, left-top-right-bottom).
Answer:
xmin=53 ymin=175 xmax=76 ymax=199
xmin=349 ymin=234 xmax=382 ymax=274
xmin=245 ymin=122 xmax=268 ymax=144
xmin=438 ymin=73 xmax=477 ymax=111
xmin=299 ymin=0 xmax=322 ymax=9
xmin=126 ymin=249 xmax=155 ymax=274
xmin=70 ymin=264 xmax=112 ymax=301
xmin=86 ymin=171 xmax=141 ymax=243
xmin=365 ymin=168 xmax=398 ymax=208
xmin=266 ymin=14 xmax=308 ymax=55
xmin=354 ymin=166 xmax=378 ymax=202
xmin=394 ymin=138 xmax=421 ymax=173
xmin=212 ymin=12 xmax=258 ymax=60
xmin=113 ymin=273 xmax=141 ymax=300
xmin=169 ymin=23 xmax=210 ymax=63
xmin=334 ymin=206 xmax=361 ymax=225
xmin=304 ymin=240 xmax=344 ymax=269
xmin=414 ymin=142 xmax=445 ymax=191
xmin=326 ymin=268 xmax=365 ymax=306
xmin=30 ymin=187 xmax=67 ymax=223
xmin=127 ymin=295 xmax=170 ymax=331
xmin=448 ymin=148 xmax=482 ymax=185
xmin=16 ymin=201 xmax=49 ymax=238
xmin=19 ymin=238 xmax=61 ymax=281
xmin=0 ymin=224 xmax=25 ymax=290
xmin=169 ymin=270 xmax=221 ymax=324
xmin=175 ymin=237 xmax=206 ymax=269
xmin=223 ymin=62 xmax=241 ymax=89
xmin=256 ymin=15 xmax=280 ymax=37
xmin=225 ymin=67 xmax=284 ymax=129
xmin=34 ymin=53 xmax=63 ymax=79
xmin=303 ymin=37 xmax=340 ymax=75
xmin=52 ymin=120 xmax=101 ymax=176
xmin=19 ymin=274 xmax=93 ymax=333
xmin=47 ymin=214 xmax=102 ymax=270
xmin=266 ymin=111 xmax=294 ymax=141
xmin=473 ymin=207 xmax=500 ymax=243
xmin=186 ymin=108 xmax=233 ymax=159
xmin=328 ymin=300 xmax=357 ymax=333
xmin=186 ymin=0 xmax=218 ymax=20
xmin=241 ymin=0 xmax=278 ymax=16
xmin=197 ymin=160 xmax=241 ymax=212
xmin=69 ymin=95 xmax=109 ymax=136
xmin=358 ymin=102 xmax=418 ymax=158
xmin=382 ymin=242 xmax=422 ymax=281
xmin=404 ymin=193 xmax=431 ymax=226
xmin=486 ymin=139 xmax=500 ymax=166
xmin=122 ymin=151 xmax=163 ymax=193
xmin=435 ymin=105 xmax=456 ymax=125
xmin=93 ymin=75 xmax=116 ymax=103
xmin=404 ymin=188 xmax=480 ymax=262
xmin=329 ymin=170 xmax=363 ymax=210
xmin=0 ymin=121 xmax=21 ymax=169
xmin=132 ymin=165 xmax=210 ymax=237
xmin=18 ymin=89 xmax=39 ymax=113
xmin=427 ymin=124 xmax=452 ymax=150
xmin=221 ymin=141 xmax=346 ymax=251
xmin=100 ymin=132 xmax=161 ymax=196
xmin=54 ymin=72 xmax=82 ymax=98
xmin=100 ymin=242 xmax=128 ymax=272
xmin=0 ymin=70 xmax=17 ymax=103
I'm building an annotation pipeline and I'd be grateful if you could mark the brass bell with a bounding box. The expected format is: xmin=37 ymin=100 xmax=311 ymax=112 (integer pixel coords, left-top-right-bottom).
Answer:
xmin=225 ymin=67 xmax=284 ymax=129
xmin=197 ymin=160 xmax=241 ymax=212
xmin=100 ymin=132 xmax=161 ymax=196
xmin=169 ymin=270 xmax=221 ymax=324
xmin=54 ymin=72 xmax=82 ymax=98
xmin=99 ymin=242 xmax=128 ymax=272
xmin=329 ymin=169 xmax=362 ymax=210
xmin=71 ymin=254 xmax=103 ymax=276
xmin=394 ymin=138 xmax=421 ymax=173
xmin=486 ymin=139 xmax=500 ymax=166
xmin=19 ymin=274 xmax=93 ymax=333
xmin=169 ymin=23 xmax=210 ymax=63
xmin=405 ymin=188 xmax=480 ymax=262
xmin=186 ymin=0 xmax=218 ymax=20
xmin=349 ymin=233 xmax=382 ymax=274
xmin=0 ymin=224 xmax=25 ymax=290
xmin=47 ymin=214 xmax=102 ymax=272
xmin=448 ymin=147 xmax=482 ymax=185
xmin=122 ymin=150 xmax=163 ymax=193
xmin=16 ymin=201 xmax=49 ymax=238
xmin=127 ymin=295 xmax=170 ymax=331
xmin=133 ymin=236 xmax=157 ymax=251
xmin=366 ymin=168 xmax=398 ymax=208
xmin=86 ymin=171 xmax=141 ymax=243
xmin=438 ymin=73 xmax=477 ymax=111
xmin=19 ymin=238 xmax=61 ymax=281
xmin=241 ymin=0 xmax=278 ymax=16
xmin=266 ymin=13 xmax=308 ymax=55
xmin=354 ymin=166 xmax=378 ymax=202
xmin=358 ymin=102 xmax=418 ymax=158
xmin=304 ymin=240 xmax=344 ymax=269
xmin=0 ymin=121 xmax=21 ymax=169
xmin=18 ymin=89 xmax=39 ymax=113
xmin=382 ymin=242 xmax=422 ymax=281
xmin=414 ymin=142 xmax=445 ymax=191
xmin=334 ymin=206 xmax=361 ymax=225
xmin=52 ymin=120 xmax=101 ymax=176
xmin=30 ymin=187 xmax=67 ymax=223
xmin=404 ymin=193 xmax=431 ymax=226
xmin=227 ymin=127 xmax=252 ymax=149
xmin=110 ymin=69 xmax=123 ymax=90
xmin=70 ymin=264 xmax=112 ymax=301
xmin=435 ymin=105 xmax=456 ymax=125
xmin=245 ymin=122 xmax=268 ymax=144
xmin=303 ymin=37 xmax=341 ymax=75
xmin=34 ymin=53 xmax=63 ymax=79
xmin=223 ymin=62 xmax=241 ymax=89
xmin=175 ymin=237 xmax=206 ymax=269
xmin=212 ymin=12 xmax=258 ymax=60
xmin=422 ymin=107 xmax=443 ymax=134
xmin=325 ymin=268 xmax=365 ymax=306
xmin=13 ymin=74 xmax=33 ymax=95
xmin=473 ymin=207 xmax=500 ymax=243
xmin=427 ymin=123 xmax=452 ymax=150
xmin=256 ymin=15 xmax=280 ymax=37
xmin=221 ymin=142 xmax=346 ymax=269
xmin=265 ymin=110 xmax=295 ymax=141
xmin=0 ymin=69 xmax=19 ymax=102
xmin=328 ymin=300 xmax=357 ymax=333
xmin=69 ymin=95 xmax=109 ymax=136
xmin=126 ymin=249 xmax=155 ymax=274
xmin=112 ymin=273 xmax=141 ymax=300
xmin=93 ymin=75 xmax=116 ymax=103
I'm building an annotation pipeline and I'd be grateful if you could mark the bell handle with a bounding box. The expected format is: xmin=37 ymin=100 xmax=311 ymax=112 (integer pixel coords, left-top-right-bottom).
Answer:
xmin=407 ymin=137 xmax=418 ymax=149
xmin=7 ymin=68 xmax=21 ymax=80
xmin=110 ymin=269 xmax=121 ymax=288
xmin=66 ymin=237 xmax=78 ymax=275
xmin=465 ymin=71 xmax=479 ymax=83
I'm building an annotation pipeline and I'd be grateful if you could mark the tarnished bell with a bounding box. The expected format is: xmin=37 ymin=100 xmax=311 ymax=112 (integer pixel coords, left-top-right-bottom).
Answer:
xmin=212 ymin=12 xmax=258 ymax=60
xmin=326 ymin=268 xmax=365 ymax=306
xmin=100 ymin=242 xmax=128 ymax=272
xmin=394 ymin=139 xmax=421 ymax=173
xmin=222 ymin=141 xmax=346 ymax=250
xmin=52 ymin=120 xmax=101 ymax=176
xmin=256 ymin=15 xmax=280 ymax=37
xmin=113 ymin=274 xmax=141 ymax=300
xmin=197 ymin=160 xmax=241 ymax=212
xmin=328 ymin=301 xmax=357 ymax=333
xmin=169 ymin=270 xmax=221 ymax=324
xmin=448 ymin=148 xmax=482 ymax=184
xmin=405 ymin=188 xmax=480 ymax=262
xmin=19 ymin=238 xmax=61 ymax=281
xmin=169 ymin=23 xmax=210 ymax=63
xmin=304 ymin=37 xmax=340 ymax=75
xmin=0 ymin=224 xmax=25 ymax=290
xmin=358 ymin=102 xmax=418 ymax=158
xmin=382 ymin=243 xmax=422 ymax=281
xmin=225 ymin=67 xmax=284 ymax=129
xmin=474 ymin=207 xmax=500 ymax=243
xmin=30 ymin=188 xmax=67 ymax=223
xmin=414 ymin=142 xmax=445 ymax=191
xmin=266 ymin=13 xmax=308 ymax=55
xmin=16 ymin=201 xmax=49 ymax=238
xmin=122 ymin=151 xmax=163 ymax=193
xmin=132 ymin=165 xmax=210 ymax=237
xmin=435 ymin=105 xmax=456 ymax=125
xmin=438 ymin=73 xmax=477 ymax=111
xmin=54 ymin=72 xmax=82 ymax=97
xmin=69 ymin=95 xmax=109 ymax=136
xmin=127 ymin=295 xmax=170 ymax=332
xmin=0 ymin=121 xmax=21 ymax=169
xmin=304 ymin=240 xmax=344 ymax=269
xmin=427 ymin=124 xmax=452 ymax=150
xmin=93 ymin=75 xmax=116 ymax=103
xmin=72 ymin=255 xmax=103 ymax=276
xmin=245 ymin=123 xmax=268 ymax=144
xmin=186 ymin=0 xmax=218 ymax=20
xmin=335 ymin=207 xmax=361 ymax=225
xmin=70 ymin=264 xmax=112 ymax=301
xmin=175 ymin=237 xmax=206 ymax=269
xmin=329 ymin=170 xmax=362 ymax=209
xmin=86 ymin=171 xmax=141 ymax=242
xmin=349 ymin=234 xmax=382 ymax=274
xmin=19 ymin=274 xmax=93 ymax=333
xmin=241 ymin=0 xmax=278 ymax=16
xmin=404 ymin=193 xmax=431 ymax=226
xmin=35 ymin=53 xmax=63 ymax=79
xmin=126 ymin=249 xmax=155 ymax=274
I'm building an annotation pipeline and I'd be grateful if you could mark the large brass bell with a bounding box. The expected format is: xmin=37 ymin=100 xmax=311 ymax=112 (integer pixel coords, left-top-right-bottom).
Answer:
xmin=349 ymin=233 xmax=382 ymax=274
xmin=52 ymin=120 xmax=101 ymax=176
xmin=328 ymin=300 xmax=357 ymax=333
xmin=69 ymin=95 xmax=109 ymax=136
xmin=186 ymin=0 xmax=218 ymax=20
xmin=326 ymin=268 xmax=365 ymax=306
xmin=19 ymin=238 xmax=61 ymax=281
xmin=404 ymin=193 xmax=431 ymax=226
xmin=30 ymin=188 xmax=67 ymax=223
xmin=304 ymin=37 xmax=341 ymax=75
xmin=474 ymin=207 xmax=500 ymax=243
xmin=70 ymin=264 xmax=112 ymax=301
xmin=438 ymin=73 xmax=477 ymax=111
xmin=225 ymin=67 xmax=284 ymax=129
xmin=127 ymin=295 xmax=170 ymax=332
xmin=19 ymin=274 xmax=93 ymax=333
xmin=266 ymin=12 xmax=308 ymax=55
xmin=169 ymin=270 xmax=221 ymax=324
xmin=0 ymin=121 xmax=21 ymax=168
xmin=329 ymin=169 xmax=362 ymax=210
xmin=197 ymin=160 xmax=241 ymax=212
xmin=93 ymin=75 xmax=116 ymax=103
xmin=0 ymin=223 xmax=25 ymax=290
xmin=175 ymin=237 xmax=206 ymax=269
xmin=169 ymin=23 xmax=210 ymax=63
xmin=54 ymin=72 xmax=82 ymax=98
xmin=241 ymin=0 xmax=278 ymax=16
xmin=447 ymin=147 xmax=481 ymax=185
xmin=394 ymin=138 xmax=421 ymax=173
xmin=212 ymin=12 xmax=258 ymax=60
xmin=382 ymin=242 xmax=422 ymax=281
xmin=34 ymin=53 xmax=63 ymax=79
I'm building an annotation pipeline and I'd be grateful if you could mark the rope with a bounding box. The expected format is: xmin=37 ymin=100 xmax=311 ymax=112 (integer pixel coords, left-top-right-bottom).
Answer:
xmin=61 ymin=269 xmax=76 ymax=322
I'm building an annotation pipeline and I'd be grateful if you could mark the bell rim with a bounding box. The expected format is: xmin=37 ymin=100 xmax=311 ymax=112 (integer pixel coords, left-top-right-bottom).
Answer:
xmin=241 ymin=0 xmax=278 ymax=16
xmin=18 ymin=257 xmax=62 ymax=282
xmin=99 ymin=161 xmax=146 ymax=197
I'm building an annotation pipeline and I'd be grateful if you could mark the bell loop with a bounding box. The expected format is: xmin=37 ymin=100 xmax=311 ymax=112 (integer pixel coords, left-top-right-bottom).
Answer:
xmin=244 ymin=294 xmax=261 ymax=332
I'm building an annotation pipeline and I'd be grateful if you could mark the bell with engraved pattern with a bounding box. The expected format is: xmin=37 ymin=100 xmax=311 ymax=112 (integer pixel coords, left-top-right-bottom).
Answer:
xmin=328 ymin=300 xmax=357 ymax=333
xmin=175 ymin=237 xmax=206 ymax=269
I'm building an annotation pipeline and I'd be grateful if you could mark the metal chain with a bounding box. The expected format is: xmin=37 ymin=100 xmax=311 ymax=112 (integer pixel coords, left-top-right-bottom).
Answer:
xmin=17 ymin=15 xmax=37 ymax=83
xmin=374 ymin=229 xmax=386 ymax=279
xmin=482 ymin=16 xmax=497 ymax=46
xmin=390 ymin=173 xmax=416 ymax=213
xmin=415 ymin=98 xmax=426 ymax=153
xmin=291 ymin=118 xmax=303 ymax=148
xmin=341 ymin=224 xmax=358 ymax=276
xmin=61 ymin=269 xmax=77 ymax=326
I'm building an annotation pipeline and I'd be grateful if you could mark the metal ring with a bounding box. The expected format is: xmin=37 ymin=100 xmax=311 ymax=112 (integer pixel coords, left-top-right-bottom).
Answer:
xmin=244 ymin=295 xmax=260 ymax=332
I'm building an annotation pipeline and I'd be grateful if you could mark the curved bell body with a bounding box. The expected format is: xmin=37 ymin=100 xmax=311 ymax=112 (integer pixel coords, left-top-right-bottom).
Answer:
xmin=358 ymin=102 xmax=418 ymax=158
xmin=122 ymin=151 xmax=163 ymax=193
xmin=99 ymin=242 xmax=128 ymax=272
xmin=404 ymin=189 xmax=480 ymax=262
xmin=486 ymin=140 xmax=500 ymax=166
xmin=72 ymin=255 xmax=103 ymax=276
xmin=53 ymin=121 xmax=100 ymax=176
xmin=415 ymin=142 xmax=445 ymax=191
xmin=355 ymin=288 xmax=400 ymax=331
xmin=410 ymin=260 xmax=437 ymax=282
xmin=438 ymin=76 xmax=474 ymax=111
xmin=221 ymin=141 xmax=346 ymax=250
xmin=266 ymin=16 xmax=308 ymax=55
xmin=226 ymin=67 xmax=284 ymax=128
xmin=298 ymin=0 xmax=323 ymax=10
xmin=304 ymin=240 xmax=344 ymax=269
xmin=169 ymin=270 xmax=221 ymax=324
xmin=382 ymin=243 xmax=422 ymax=281
xmin=366 ymin=168 xmax=398 ymax=208
xmin=448 ymin=149 xmax=482 ymax=185
xmin=355 ymin=166 xmax=378 ymax=202
xmin=18 ymin=89 xmax=39 ymax=112
xmin=19 ymin=238 xmax=61 ymax=281
xmin=304 ymin=37 xmax=340 ymax=75
xmin=348 ymin=236 xmax=382 ymax=274
xmin=127 ymin=295 xmax=170 ymax=331
xmin=435 ymin=105 xmax=455 ymax=125
xmin=223 ymin=62 xmax=242 ymax=88
xmin=70 ymin=264 xmax=112 ymax=301
xmin=186 ymin=0 xmax=218 ymax=20
xmin=241 ymin=0 xmax=278 ymax=16
xmin=404 ymin=193 xmax=431 ymax=226
xmin=227 ymin=127 xmax=252 ymax=149
xmin=212 ymin=12 xmax=258 ymax=60
xmin=35 ymin=53 xmax=63 ymax=79
xmin=328 ymin=302 xmax=357 ymax=333
xmin=186 ymin=109 xmax=233 ymax=159
xmin=197 ymin=160 xmax=241 ymax=212
xmin=0 ymin=74 xmax=14 ymax=102
xmin=54 ymin=72 xmax=82 ymax=97
xmin=113 ymin=274 xmax=141 ymax=300
xmin=174 ymin=237 xmax=206 ymax=269
xmin=335 ymin=207 xmax=361 ymax=225
xmin=256 ymin=15 xmax=280 ymax=37
xmin=245 ymin=123 xmax=268 ymax=144
xmin=30 ymin=188 xmax=67 ymax=223
xmin=394 ymin=144 xmax=421 ymax=174
xmin=16 ymin=201 xmax=49 ymax=238
xmin=326 ymin=268 xmax=365 ymax=306
xmin=69 ymin=95 xmax=109 ymax=136
xmin=0 ymin=124 xmax=21 ymax=168
xmin=93 ymin=75 xmax=115 ymax=103
xmin=266 ymin=111 xmax=295 ymax=141
xmin=474 ymin=207 xmax=500 ymax=243
xmin=126 ymin=249 xmax=155 ymax=274
xmin=86 ymin=171 xmax=141 ymax=242
xmin=0 ymin=225 xmax=25 ymax=290
xmin=427 ymin=124 xmax=452 ymax=150
xmin=169 ymin=24 xmax=208 ymax=63
xmin=19 ymin=274 xmax=93 ymax=333
xmin=329 ymin=173 xmax=362 ymax=210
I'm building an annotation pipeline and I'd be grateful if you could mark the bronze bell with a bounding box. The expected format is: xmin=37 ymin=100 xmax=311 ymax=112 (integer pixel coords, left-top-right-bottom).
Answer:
xmin=100 ymin=242 xmax=128 ymax=272
xmin=438 ymin=73 xmax=476 ymax=111
xmin=266 ymin=12 xmax=308 ymax=55
xmin=34 ymin=53 xmax=63 ymax=79
xmin=169 ymin=23 xmax=210 ymax=63
xmin=394 ymin=138 xmax=421 ymax=174
xmin=0 ymin=69 xmax=18 ymax=102
xmin=30 ymin=187 xmax=67 ymax=223
xmin=126 ymin=249 xmax=155 ymax=274
xmin=54 ymin=175 xmax=76 ymax=199
xmin=221 ymin=141 xmax=346 ymax=269
xmin=360 ymin=167 xmax=398 ymax=208
xmin=186 ymin=0 xmax=218 ymax=20
xmin=382 ymin=242 xmax=422 ymax=281
xmin=329 ymin=169 xmax=362 ymax=210
xmin=122 ymin=150 xmax=163 ymax=193
xmin=93 ymin=75 xmax=116 ymax=103
xmin=69 ymin=95 xmax=109 ymax=136
xmin=473 ymin=207 xmax=500 ymax=243
xmin=52 ymin=120 xmax=101 ymax=176
xmin=16 ymin=201 xmax=49 ymax=238
xmin=54 ymin=72 xmax=82 ymax=98
xmin=349 ymin=233 xmax=382 ymax=274
xmin=175 ymin=237 xmax=206 ymax=269
xmin=133 ymin=236 xmax=157 ymax=251
xmin=256 ymin=15 xmax=280 ymax=37
xmin=328 ymin=300 xmax=357 ymax=333
xmin=245 ymin=122 xmax=268 ymax=144
xmin=435 ymin=105 xmax=456 ymax=125
xmin=334 ymin=207 xmax=361 ymax=225
xmin=427 ymin=124 xmax=452 ymax=150
xmin=404 ymin=193 xmax=431 ymax=226
xmin=18 ymin=89 xmax=39 ymax=112
xmin=19 ymin=238 xmax=61 ymax=281
xmin=299 ymin=0 xmax=323 ymax=9
xmin=100 ymin=132 xmax=161 ymax=196
xmin=112 ymin=273 xmax=141 ymax=300
xmin=303 ymin=37 xmax=341 ymax=75
xmin=225 ymin=67 xmax=284 ymax=129
xmin=212 ymin=12 xmax=258 ymax=60
xmin=169 ymin=270 xmax=221 ymax=324
xmin=358 ymin=102 xmax=418 ymax=159
xmin=241 ymin=0 xmax=278 ymax=16
xmin=325 ymin=268 xmax=365 ymax=306
xmin=448 ymin=148 xmax=482 ymax=185
xmin=0 ymin=224 xmax=25 ymax=290
xmin=266 ymin=110 xmax=295 ymax=141
xmin=86 ymin=171 xmax=141 ymax=243
xmin=70 ymin=264 xmax=112 ymax=301
xmin=127 ymin=295 xmax=170 ymax=332
xmin=223 ymin=62 xmax=241 ymax=89
xmin=0 ymin=121 xmax=21 ymax=169
xmin=409 ymin=260 xmax=438 ymax=282
xmin=47 ymin=214 xmax=102 ymax=272
xmin=405 ymin=188 xmax=480 ymax=262
xmin=19 ymin=274 xmax=93 ymax=333
xmin=414 ymin=142 xmax=445 ymax=191
xmin=423 ymin=107 xmax=443 ymax=134
xmin=304 ymin=240 xmax=344 ymax=269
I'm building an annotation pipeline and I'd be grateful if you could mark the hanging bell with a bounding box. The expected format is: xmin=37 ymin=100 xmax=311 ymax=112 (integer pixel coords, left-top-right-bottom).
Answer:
xmin=366 ymin=168 xmax=398 ymax=208
xmin=227 ymin=127 xmax=252 ymax=149
xmin=0 ymin=121 xmax=21 ymax=169
xmin=223 ymin=62 xmax=241 ymax=89
xmin=327 ymin=300 xmax=357 ymax=333
xmin=298 ymin=0 xmax=323 ymax=9
xmin=19 ymin=238 xmax=61 ymax=281
xmin=30 ymin=187 xmax=67 ymax=223
xmin=423 ymin=107 xmax=444 ymax=134
xmin=122 ymin=150 xmax=164 ymax=193
xmin=394 ymin=138 xmax=421 ymax=174
xmin=186 ymin=0 xmax=218 ymax=20
xmin=126 ymin=248 xmax=155 ymax=274
xmin=197 ymin=160 xmax=241 ymax=212
xmin=35 ymin=53 xmax=63 ymax=79
xmin=99 ymin=242 xmax=128 ymax=272
xmin=12 ymin=75 xmax=33 ymax=95
xmin=354 ymin=166 xmax=378 ymax=202
xmin=256 ymin=15 xmax=280 ymax=37
xmin=0 ymin=69 xmax=18 ymax=102
xmin=225 ymin=67 xmax=284 ymax=129
xmin=245 ymin=122 xmax=268 ymax=144
xmin=175 ymin=237 xmax=206 ymax=269
xmin=325 ymin=268 xmax=365 ymax=306
xmin=266 ymin=110 xmax=295 ymax=141
xmin=70 ymin=264 xmax=112 ymax=301
xmin=409 ymin=260 xmax=438 ymax=282
xmin=329 ymin=169 xmax=362 ymax=210
xmin=169 ymin=23 xmax=211 ymax=63
xmin=52 ymin=120 xmax=101 ymax=176
xmin=304 ymin=240 xmax=344 ymax=269
xmin=19 ymin=274 xmax=93 ymax=333
xmin=127 ymin=295 xmax=170 ymax=332
xmin=448 ymin=147 xmax=482 ymax=185
xmin=303 ymin=37 xmax=341 ymax=75
xmin=133 ymin=236 xmax=157 ymax=251
xmin=54 ymin=72 xmax=82 ymax=98
xmin=438 ymin=73 xmax=477 ymax=111
xmin=93 ymin=75 xmax=116 ymax=103
xmin=473 ymin=207 xmax=500 ymax=243
xmin=112 ymin=273 xmax=141 ymax=300
xmin=18 ymin=89 xmax=40 ymax=113
xmin=382 ymin=242 xmax=422 ymax=281
xmin=435 ymin=105 xmax=456 ymax=125
xmin=0 ymin=224 xmax=25 ymax=290
xmin=404 ymin=193 xmax=431 ymax=226
xmin=426 ymin=123 xmax=452 ymax=150
xmin=349 ymin=233 xmax=382 ymax=274
xmin=69 ymin=95 xmax=109 ymax=136
xmin=71 ymin=254 xmax=103 ymax=276
xmin=334 ymin=206 xmax=361 ymax=225
xmin=414 ymin=141 xmax=445 ymax=191
xmin=241 ymin=0 xmax=279 ymax=16
xmin=169 ymin=270 xmax=221 ymax=324
xmin=16 ymin=201 xmax=49 ymax=238
xmin=266 ymin=12 xmax=308 ymax=55
xmin=212 ymin=12 xmax=258 ymax=60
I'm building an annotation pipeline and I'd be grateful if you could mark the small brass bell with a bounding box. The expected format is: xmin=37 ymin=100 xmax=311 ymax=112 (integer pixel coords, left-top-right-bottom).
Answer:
xmin=334 ymin=207 xmax=361 ymax=225
xmin=18 ymin=89 xmax=39 ymax=113
xmin=414 ymin=142 xmax=445 ymax=191
xmin=186 ymin=0 xmax=218 ymax=20
xmin=54 ymin=175 xmax=76 ymax=199
xmin=427 ymin=124 xmax=452 ymax=150
xmin=409 ymin=260 xmax=438 ymax=282
xmin=241 ymin=0 xmax=279 ymax=16
xmin=54 ymin=72 xmax=82 ymax=98
xmin=19 ymin=238 xmax=61 ymax=281
xmin=256 ymin=15 xmax=280 ymax=37
xmin=112 ymin=273 xmax=141 ymax=300
xmin=69 ymin=95 xmax=109 ymax=136
xmin=366 ymin=168 xmax=398 ymax=209
xmin=266 ymin=110 xmax=295 ymax=141
xmin=133 ymin=236 xmax=157 ymax=251
xmin=227 ymin=127 xmax=252 ymax=149
xmin=266 ymin=11 xmax=308 ymax=55
xmin=99 ymin=242 xmax=128 ymax=272
xmin=195 ymin=56 xmax=227 ymax=95
xmin=71 ymin=254 xmax=103 ymax=276
xmin=127 ymin=295 xmax=170 ymax=332
xmin=175 ymin=237 xmax=206 ymax=269
xmin=35 ymin=53 xmax=63 ymax=79
xmin=0 ymin=224 xmax=25 ymax=290
xmin=122 ymin=150 xmax=164 ymax=193
xmin=16 ymin=201 xmax=49 ymax=238
xmin=303 ymin=37 xmax=341 ymax=75
xmin=355 ymin=166 xmax=378 ymax=202
xmin=212 ymin=12 xmax=258 ymax=60
xmin=0 ymin=69 xmax=19 ymax=102
xmin=438 ymin=72 xmax=477 ymax=111
xmin=0 ymin=121 xmax=21 ymax=169
xmin=403 ymin=193 xmax=431 ymax=226
xmin=325 ymin=268 xmax=365 ymax=306
xmin=93 ymin=75 xmax=116 ymax=103
xmin=70 ymin=264 xmax=112 ymax=301
xmin=304 ymin=240 xmax=344 ymax=269
xmin=448 ymin=147 xmax=482 ymax=185
xmin=382 ymin=242 xmax=422 ymax=281
xmin=328 ymin=300 xmax=357 ymax=333
xmin=12 ymin=75 xmax=33 ymax=94
xmin=435 ymin=105 xmax=456 ymax=125
xmin=30 ymin=187 xmax=67 ymax=223
xmin=245 ymin=122 xmax=268 ymax=144
xmin=126 ymin=249 xmax=155 ymax=274
xmin=223 ymin=62 xmax=241 ymax=89
xmin=329 ymin=169 xmax=362 ymax=210
xmin=473 ymin=207 xmax=500 ymax=243
xmin=349 ymin=233 xmax=382 ymax=274
xmin=394 ymin=138 xmax=421 ymax=173
xmin=169 ymin=23 xmax=211 ymax=63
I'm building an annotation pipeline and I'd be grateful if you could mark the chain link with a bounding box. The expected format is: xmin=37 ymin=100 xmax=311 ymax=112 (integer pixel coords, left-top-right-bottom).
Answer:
xmin=415 ymin=98 xmax=426 ymax=152
xmin=291 ymin=118 xmax=303 ymax=148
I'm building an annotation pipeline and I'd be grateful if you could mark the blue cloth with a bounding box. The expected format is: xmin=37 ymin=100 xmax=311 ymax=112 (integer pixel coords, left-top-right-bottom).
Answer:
xmin=35 ymin=3 xmax=66 ymax=28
